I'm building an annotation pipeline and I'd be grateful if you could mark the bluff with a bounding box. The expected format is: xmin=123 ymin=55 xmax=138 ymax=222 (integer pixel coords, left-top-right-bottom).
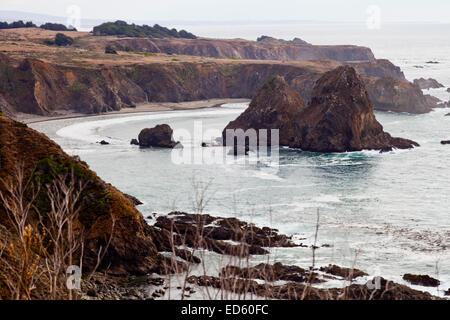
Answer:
xmin=224 ymin=67 xmax=419 ymax=153
xmin=108 ymin=36 xmax=375 ymax=62
xmin=0 ymin=53 xmax=438 ymax=117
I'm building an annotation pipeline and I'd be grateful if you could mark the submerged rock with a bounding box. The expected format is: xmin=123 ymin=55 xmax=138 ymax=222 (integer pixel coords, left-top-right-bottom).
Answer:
xmin=224 ymin=66 xmax=419 ymax=153
xmin=413 ymin=78 xmax=444 ymax=89
xmin=137 ymin=124 xmax=182 ymax=148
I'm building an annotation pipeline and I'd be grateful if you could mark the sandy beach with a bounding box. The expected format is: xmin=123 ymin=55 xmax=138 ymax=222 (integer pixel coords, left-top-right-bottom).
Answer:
xmin=19 ymin=98 xmax=250 ymax=124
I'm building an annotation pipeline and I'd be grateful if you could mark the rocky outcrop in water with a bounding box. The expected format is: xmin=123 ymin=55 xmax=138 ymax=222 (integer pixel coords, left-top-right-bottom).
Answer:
xmin=152 ymin=212 xmax=300 ymax=257
xmin=187 ymin=274 xmax=436 ymax=300
xmin=137 ymin=124 xmax=181 ymax=148
xmin=402 ymin=274 xmax=440 ymax=287
xmin=292 ymin=66 xmax=420 ymax=152
xmin=224 ymin=66 xmax=419 ymax=153
xmin=223 ymin=76 xmax=307 ymax=146
xmin=413 ymin=78 xmax=444 ymax=89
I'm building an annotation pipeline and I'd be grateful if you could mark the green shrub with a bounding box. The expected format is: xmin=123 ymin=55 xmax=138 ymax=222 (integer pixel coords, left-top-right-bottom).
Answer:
xmin=40 ymin=22 xmax=76 ymax=31
xmin=54 ymin=33 xmax=74 ymax=46
xmin=105 ymin=45 xmax=118 ymax=54
xmin=92 ymin=20 xmax=197 ymax=39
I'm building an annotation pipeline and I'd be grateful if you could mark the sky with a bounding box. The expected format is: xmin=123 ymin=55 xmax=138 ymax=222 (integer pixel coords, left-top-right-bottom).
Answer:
xmin=1 ymin=0 xmax=450 ymax=23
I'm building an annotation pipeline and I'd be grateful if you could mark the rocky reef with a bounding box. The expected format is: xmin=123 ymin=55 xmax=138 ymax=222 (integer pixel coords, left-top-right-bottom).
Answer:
xmin=224 ymin=66 xmax=419 ymax=153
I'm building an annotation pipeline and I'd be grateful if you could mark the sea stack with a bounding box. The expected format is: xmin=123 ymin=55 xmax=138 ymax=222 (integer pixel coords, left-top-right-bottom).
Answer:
xmin=223 ymin=76 xmax=307 ymax=146
xmin=224 ymin=66 xmax=419 ymax=153
xmin=292 ymin=66 xmax=419 ymax=152
xmin=137 ymin=124 xmax=182 ymax=148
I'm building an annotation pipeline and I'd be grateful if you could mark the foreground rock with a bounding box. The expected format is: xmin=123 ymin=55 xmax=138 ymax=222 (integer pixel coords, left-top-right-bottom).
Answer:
xmin=413 ymin=78 xmax=444 ymax=89
xmin=221 ymin=263 xmax=322 ymax=284
xmin=402 ymin=274 xmax=440 ymax=287
xmin=153 ymin=212 xmax=300 ymax=257
xmin=187 ymin=274 xmax=437 ymax=300
xmin=137 ymin=124 xmax=182 ymax=148
xmin=224 ymin=67 xmax=419 ymax=153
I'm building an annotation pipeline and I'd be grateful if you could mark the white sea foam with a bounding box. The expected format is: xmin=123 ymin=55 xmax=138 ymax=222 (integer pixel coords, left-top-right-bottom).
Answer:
xmin=56 ymin=106 xmax=245 ymax=143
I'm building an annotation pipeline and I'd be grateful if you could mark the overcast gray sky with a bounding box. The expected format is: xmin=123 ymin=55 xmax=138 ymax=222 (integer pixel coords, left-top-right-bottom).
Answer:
xmin=1 ymin=0 xmax=450 ymax=23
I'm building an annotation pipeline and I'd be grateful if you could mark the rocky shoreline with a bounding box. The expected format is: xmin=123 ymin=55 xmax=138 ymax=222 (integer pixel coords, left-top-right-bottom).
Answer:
xmin=78 ymin=212 xmax=447 ymax=300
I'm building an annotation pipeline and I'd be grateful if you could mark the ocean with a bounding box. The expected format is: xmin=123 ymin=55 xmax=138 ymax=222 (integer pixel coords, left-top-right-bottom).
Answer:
xmin=30 ymin=22 xmax=450 ymax=296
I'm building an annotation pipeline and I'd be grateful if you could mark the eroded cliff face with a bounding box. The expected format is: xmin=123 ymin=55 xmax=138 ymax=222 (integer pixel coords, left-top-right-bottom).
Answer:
xmin=108 ymin=37 xmax=376 ymax=62
xmin=0 ymin=52 xmax=438 ymax=116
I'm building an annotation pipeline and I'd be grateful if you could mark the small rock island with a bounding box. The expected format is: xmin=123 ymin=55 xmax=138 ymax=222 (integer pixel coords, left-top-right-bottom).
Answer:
xmin=137 ymin=124 xmax=182 ymax=148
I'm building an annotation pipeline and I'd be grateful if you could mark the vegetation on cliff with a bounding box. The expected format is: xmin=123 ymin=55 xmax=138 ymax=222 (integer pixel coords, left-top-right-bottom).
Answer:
xmin=0 ymin=20 xmax=76 ymax=31
xmin=0 ymin=20 xmax=36 ymax=29
xmin=44 ymin=33 xmax=74 ymax=46
xmin=93 ymin=20 xmax=196 ymax=39
xmin=40 ymin=22 xmax=77 ymax=32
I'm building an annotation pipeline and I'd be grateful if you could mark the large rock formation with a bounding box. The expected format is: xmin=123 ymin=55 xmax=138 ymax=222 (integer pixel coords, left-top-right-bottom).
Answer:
xmin=138 ymin=124 xmax=181 ymax=148
xmin=291 ymin=66 xmax=419 ymax=152
xmin=223 ymin=76 xmax=307 ymax=146
xmin=224 ymin=67 xmax=419 ymax=153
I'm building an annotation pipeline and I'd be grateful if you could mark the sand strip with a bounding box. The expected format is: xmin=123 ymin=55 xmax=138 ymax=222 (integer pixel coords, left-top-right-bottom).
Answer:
xmin=19 ymin=98 xmax=250 ymax=124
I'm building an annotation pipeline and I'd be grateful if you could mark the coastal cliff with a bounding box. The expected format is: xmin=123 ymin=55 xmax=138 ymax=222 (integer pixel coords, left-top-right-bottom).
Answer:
xmin=0 ymin=53 xmax=438 ymax=117
xmin=106 ymin=36 xmax=376 ymax=62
